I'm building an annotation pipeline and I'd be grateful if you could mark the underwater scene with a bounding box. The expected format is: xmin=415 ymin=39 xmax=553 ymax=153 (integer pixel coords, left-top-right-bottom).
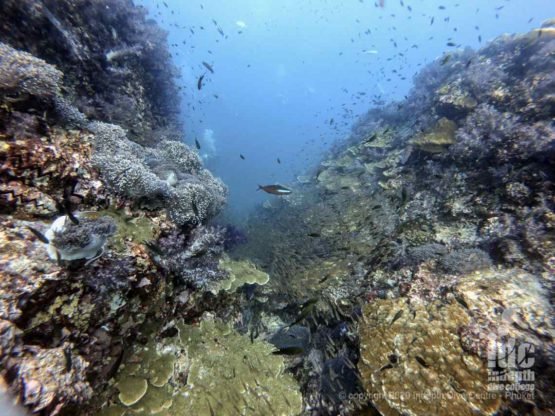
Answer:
xmin=0 ymin=0 xmax=554 ymax=415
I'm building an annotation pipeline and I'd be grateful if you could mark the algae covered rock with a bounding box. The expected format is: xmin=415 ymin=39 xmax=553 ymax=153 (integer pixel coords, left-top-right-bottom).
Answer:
xmin=358 ymin=298 xmax=500 ymax=416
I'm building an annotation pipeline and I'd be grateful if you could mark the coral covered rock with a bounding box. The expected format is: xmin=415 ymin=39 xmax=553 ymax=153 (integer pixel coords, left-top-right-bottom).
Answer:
xmin=412 ymin=117 xmax=457 ymax=153
xmin=0 ymin=42 xmax=62 ymax=99
xmin=89 ymin=121 xmax=227 ymax=226
xmin=359 ymin=297 xmax=500 ymax=416
xmin=216 ymin=256 xmax=270 ymax=293
xmin=102 ymin=318 xmax=303 ymax=416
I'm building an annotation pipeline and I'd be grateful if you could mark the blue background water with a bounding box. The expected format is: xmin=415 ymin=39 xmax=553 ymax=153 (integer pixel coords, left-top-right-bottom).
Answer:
xmin=133 ymin=0 xmax=555 ymax=221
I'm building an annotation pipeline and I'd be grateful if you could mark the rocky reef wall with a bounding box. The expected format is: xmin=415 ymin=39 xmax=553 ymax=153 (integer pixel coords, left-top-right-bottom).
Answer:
xmin=0 ymin=1 xmax=237 ymax=415
xmin=0 ymin=0 xmax=180 ymax=145
xmin=240 ymin=22 xmax=555 ymax=415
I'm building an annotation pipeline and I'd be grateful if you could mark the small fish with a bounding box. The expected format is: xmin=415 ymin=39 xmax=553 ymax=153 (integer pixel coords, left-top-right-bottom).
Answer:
xmin=195 ymin=138 xmax=201 ymax=150
xmin=206 ymin=399 xmax=216 ymax=416
xmin=272 ymin=346 xmax=305 ymax=355
xmin=390 ymin=309 xmax=403 ymax=325
xmin=277 ymin=158 xmax=281 ymax=164
xmin=287 ymin=298 xmax=318 ymax=327
xmin=197 ymin=73 xmax=205 ymax=90
xmin=191 ymin=198 xmax=200 ymax=219
xmin=65 ymin=205 xmax=80 ymax=225
xmin=307 ymin=232 xmax=321 ymax=238
xmin=465 ymin=59 xmax=472 ymax=68
xmin=63 ymin=346 xmax=72 ymax=372
xmin=202 ymin=61 xmax=214 ymax=73
xmin=143 ymin=240 xmax=164 ymax=256
xmin=27 ymin=226 xmax=50 ymax=244
xmin=363 ymin=133 xmax=377 ymax=143
xmin=440 ymin=54 xmax=451 ymax=65
xmin=257 ymin=184 xmax=292 ymax=195
xmin=318 ymin=274 xmax=330 ymax=284
xmin=240 ymin=154 xmax=245 ymax=160
xmin=446 ymin=42 xmax=456 ymax=47
xmin=415 ymin=356 xmax=430 ymax=368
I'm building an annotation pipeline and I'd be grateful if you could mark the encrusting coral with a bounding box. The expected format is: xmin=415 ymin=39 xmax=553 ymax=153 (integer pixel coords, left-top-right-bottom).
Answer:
xmin=102 ymin=317 xmax=303 ymax=416
xmin=358 ymin=296 xmax=500 ymax=416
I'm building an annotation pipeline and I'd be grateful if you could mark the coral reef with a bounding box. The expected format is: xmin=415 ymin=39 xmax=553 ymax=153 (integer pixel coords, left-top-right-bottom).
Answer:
xmin=240 ymin=22 xmax=555 ymax=415
xmin=0 ymin=1 xmax=229 ymax=415
xmin=89 ymin=121 xmax=227 ymax=226
xmin=0 ymin=0 xmax=181 ymax=144
xmin=101 ymin=317 xmax=303 ymax=416
xmin=0 ymin=42 xmax=62 ymax=99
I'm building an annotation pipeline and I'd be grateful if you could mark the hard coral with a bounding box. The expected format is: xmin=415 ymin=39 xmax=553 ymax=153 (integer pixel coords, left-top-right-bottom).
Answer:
xmin=154 ymin=226 xmax=226 ymax=289
xmin=359 ymin=298 xmax=500 ymax=416
xmin=0 ymin=42 xmax=62 ymax=99
xmin=102 ymin=318 xmax=302 ymax=416
xmin=89 ymin=121 xmax=227 ymax=226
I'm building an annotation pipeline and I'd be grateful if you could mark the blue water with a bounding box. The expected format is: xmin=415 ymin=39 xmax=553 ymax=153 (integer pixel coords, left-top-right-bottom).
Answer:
xmin=134 ymin=0 xmax=555 ymax=220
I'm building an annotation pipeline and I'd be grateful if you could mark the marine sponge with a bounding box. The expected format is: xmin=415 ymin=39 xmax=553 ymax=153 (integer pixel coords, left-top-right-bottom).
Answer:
xmin=0 ymin=42 xmax=63 ymax=98
xmin=89 ymin=121 xmax=227 ymax=226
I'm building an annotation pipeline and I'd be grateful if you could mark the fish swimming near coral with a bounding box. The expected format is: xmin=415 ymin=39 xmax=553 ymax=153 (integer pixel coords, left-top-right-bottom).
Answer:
xmin=257 ymin=184 xmax=292 ymax=195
